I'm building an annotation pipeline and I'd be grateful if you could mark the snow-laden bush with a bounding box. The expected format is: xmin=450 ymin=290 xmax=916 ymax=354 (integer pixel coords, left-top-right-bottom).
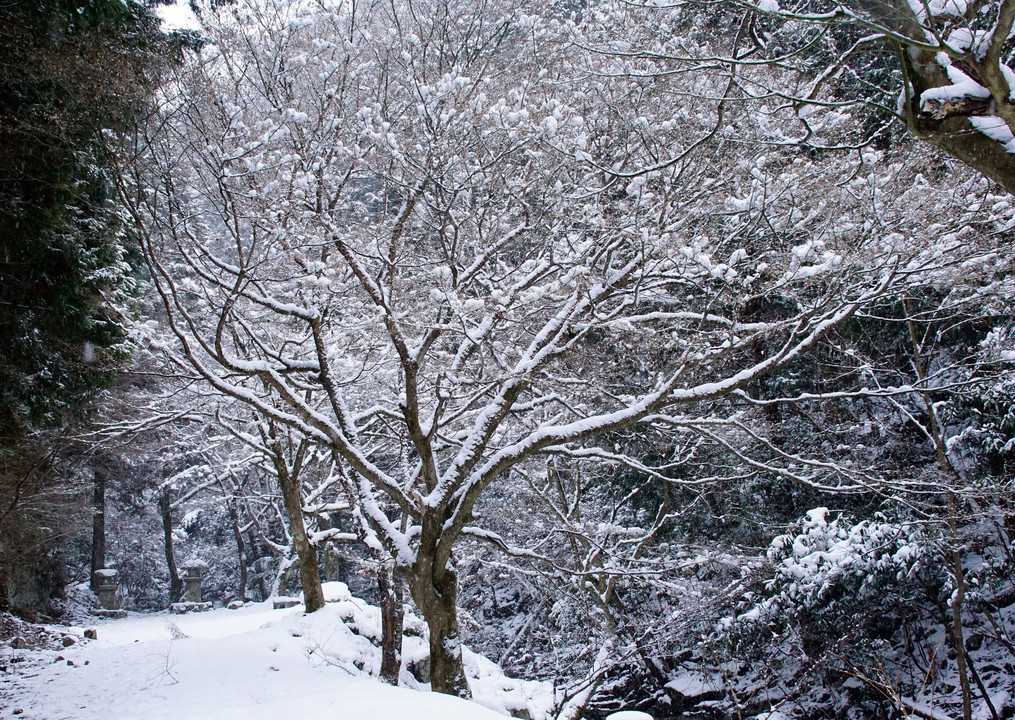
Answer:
xmin=697 ymin=508 xmax=943 ymax=719
xmin=957 ymin=372 xmax=1015 ymax=477
xmin=757 ymin=508 xmax=928 ymax=618
xmin=720 ymin=507 xmax=936 ymax=658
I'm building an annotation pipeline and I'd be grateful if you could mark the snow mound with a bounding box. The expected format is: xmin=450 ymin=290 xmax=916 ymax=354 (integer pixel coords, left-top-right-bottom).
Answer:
xmin=464 ymin=645 xmax=555 ymax=720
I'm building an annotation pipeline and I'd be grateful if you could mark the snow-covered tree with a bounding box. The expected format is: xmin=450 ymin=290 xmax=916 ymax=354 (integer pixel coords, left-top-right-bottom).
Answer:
xmin=110 ymin=0 xmax=1000 ymax=698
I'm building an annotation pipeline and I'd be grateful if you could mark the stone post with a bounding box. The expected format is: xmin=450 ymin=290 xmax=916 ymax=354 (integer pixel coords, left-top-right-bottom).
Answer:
xmin=93 ymin=568 xmax=119 ymax=610
xmin=182 ymin=559 xmax=207 ymax=603
xmin=323 ymin=545 xmax=341 ymax=583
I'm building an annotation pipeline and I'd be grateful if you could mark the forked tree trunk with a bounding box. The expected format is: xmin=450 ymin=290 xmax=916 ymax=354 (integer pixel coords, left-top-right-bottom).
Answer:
xmin=409 ymin=551 xmax=470 ymax=697
xmin=378 ymin=561 xmax=404 ymax=685
xmin=276 ymin=468 xmax=325 ymax=612
xmin=270 ymin=555 xmax=297 ymax=599
xmin=159 ymin=486 xmax=182 ymax=603
xmin=263 ymin=429 xmax=325 ymax=612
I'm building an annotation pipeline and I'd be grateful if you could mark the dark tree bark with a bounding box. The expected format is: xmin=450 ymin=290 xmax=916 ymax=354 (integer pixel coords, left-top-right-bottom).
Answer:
xmin=899 ymin=42 xmax=1015 ymax=196
xmin=949 ymin=536 xmax=973 ymax=720
xmin=266 ymin=432 xmax=325 ymax=613
xmin=159 ymin=485 xmax=182 ymax=604
xmin=756 ymin=0 xmax=1015 ymax=194
xmin=408 ymin=546 xmax=470 ymax=697
xmin=277 ymin=471 xmax=324 ymax=612
xmin=847 ymin=0 xmax=1015 ymax=193
xmin=378 ymin=561 xmax=404 ymax=685
xmin=226 ymin=497 xmax=249 ymax=601
xmin=89 ymin=469 xmax=105 ymax=590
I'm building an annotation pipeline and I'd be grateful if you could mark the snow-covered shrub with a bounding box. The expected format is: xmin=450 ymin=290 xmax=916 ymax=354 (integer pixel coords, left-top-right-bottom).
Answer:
xmin=723 ymin=507 xmax=933 ymax=651
xmin=957 ymin=373 xmax=1015 ymax=477
xmin=687 ymin=508 xmax=944 ymax=719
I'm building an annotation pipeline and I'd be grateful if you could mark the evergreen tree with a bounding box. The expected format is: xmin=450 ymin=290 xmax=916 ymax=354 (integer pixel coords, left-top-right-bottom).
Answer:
xmin=0 ymin=0 xmax=164 ymax=614
xmin=0 ymin=0 xmax=166 ymax=436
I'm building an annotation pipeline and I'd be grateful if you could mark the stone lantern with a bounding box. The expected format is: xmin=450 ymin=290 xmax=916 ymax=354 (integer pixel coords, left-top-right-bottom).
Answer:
xmin=181 ymin=559 xmax=207 ymax=603
xmin=92 ymin=568 xmax=119 ymax=610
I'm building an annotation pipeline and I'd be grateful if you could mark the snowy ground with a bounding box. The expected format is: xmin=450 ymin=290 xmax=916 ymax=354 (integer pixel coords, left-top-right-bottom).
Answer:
xmin=1 ymin=583 xmax=549 ymax=720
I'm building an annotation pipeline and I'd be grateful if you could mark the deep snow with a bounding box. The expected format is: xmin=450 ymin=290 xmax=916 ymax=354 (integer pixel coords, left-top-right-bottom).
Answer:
xmin=1 ymin=583 xmax=549 ymax=720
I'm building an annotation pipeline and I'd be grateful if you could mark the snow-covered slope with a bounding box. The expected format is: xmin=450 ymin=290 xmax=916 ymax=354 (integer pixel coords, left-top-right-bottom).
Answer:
xmin=2 ymin=583 xmax=550 ymax=720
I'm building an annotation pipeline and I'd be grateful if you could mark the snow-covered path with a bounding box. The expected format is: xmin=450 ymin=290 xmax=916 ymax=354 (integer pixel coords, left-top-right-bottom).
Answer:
xmin=2 ymin=600 xmax=511 ymax=720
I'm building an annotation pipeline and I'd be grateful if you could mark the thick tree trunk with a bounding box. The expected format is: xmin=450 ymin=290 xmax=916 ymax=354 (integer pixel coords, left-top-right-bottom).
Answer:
xmin=159 ymin=486 xmax=182 ymax=603
xmin=264 ymin=430 xmax=325 ymax=612
xmin=899 ymin=41 xmax=1015 ymax=195
xmin=408 ymin=552 xmax=470 ymax=697
xmin=378 ymin=561 xmax=404 ymax=685
xmin=89 ymin=470 xmax=106 ymax=590
xmin=277 ymin=471 xmax=324 ymax=612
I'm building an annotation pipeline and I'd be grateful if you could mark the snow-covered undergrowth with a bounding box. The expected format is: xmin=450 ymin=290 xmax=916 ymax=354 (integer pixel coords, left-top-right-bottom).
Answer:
xmin=1 ymin=582 xmax=552 ymax=720
xmin=709 ymin=509 xmax=1015 ymax=720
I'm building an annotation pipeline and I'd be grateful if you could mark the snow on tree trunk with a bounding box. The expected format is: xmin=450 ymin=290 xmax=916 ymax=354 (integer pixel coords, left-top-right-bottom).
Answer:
xmin=378 ymin=561 xmax=404 ymax=685
xmin=658 ymin=0 xmax=1015 ymax=193
xmin=114 ymin=0 xmax=994 ymax=702
xmin=409 ymin=549 xmax=470 ymax=698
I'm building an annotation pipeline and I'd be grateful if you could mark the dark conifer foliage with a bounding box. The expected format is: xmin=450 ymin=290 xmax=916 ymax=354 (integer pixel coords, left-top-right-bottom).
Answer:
xmin=0 ymin=0 xmax=164 ymax=614
xmin=0 ymin=0 xmax=162 ymax=436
